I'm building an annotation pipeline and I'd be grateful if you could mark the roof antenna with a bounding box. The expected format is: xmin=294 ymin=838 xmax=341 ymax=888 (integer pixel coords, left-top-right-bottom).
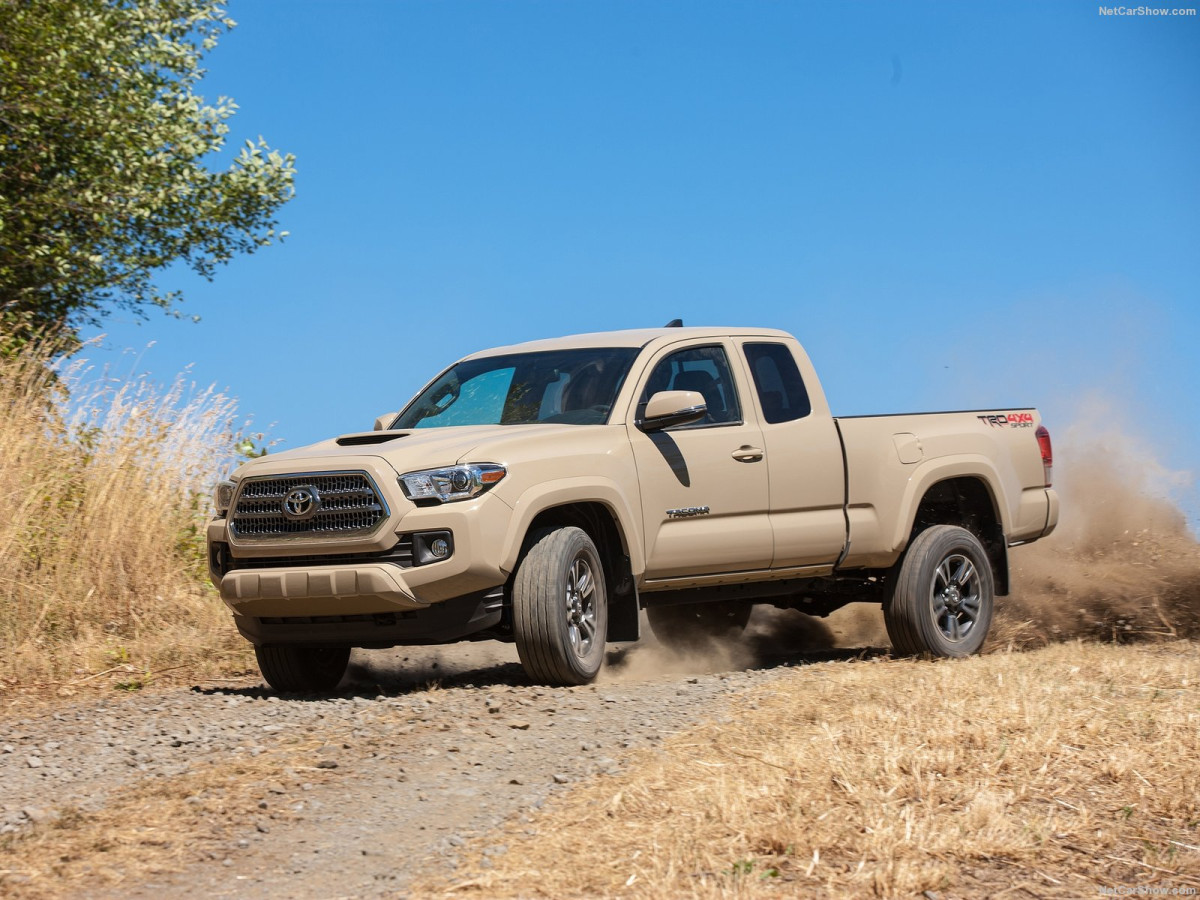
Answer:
xmin=664 ymin=318 xmax=683 ymax=327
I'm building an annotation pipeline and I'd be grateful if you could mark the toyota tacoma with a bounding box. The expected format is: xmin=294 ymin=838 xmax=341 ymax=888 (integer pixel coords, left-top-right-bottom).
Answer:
xmin=208 ymin=326 xmax=1059 ymax=691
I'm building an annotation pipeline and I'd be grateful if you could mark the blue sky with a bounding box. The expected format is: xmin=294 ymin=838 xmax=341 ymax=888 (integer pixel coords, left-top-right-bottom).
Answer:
xmin=85 ymin=1 xmax=1199 ymax=516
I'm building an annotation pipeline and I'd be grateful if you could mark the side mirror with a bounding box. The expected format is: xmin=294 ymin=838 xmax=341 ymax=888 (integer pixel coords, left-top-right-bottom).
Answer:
xmin=374 ymin=412 xmax=399 ymax=432
xmin=637 ymin=390 xmax=706 ymax=432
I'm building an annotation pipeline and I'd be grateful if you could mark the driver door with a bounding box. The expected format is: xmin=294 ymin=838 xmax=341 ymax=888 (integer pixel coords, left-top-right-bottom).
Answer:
xmin=627 ymin=341 xmax=772 ymax=580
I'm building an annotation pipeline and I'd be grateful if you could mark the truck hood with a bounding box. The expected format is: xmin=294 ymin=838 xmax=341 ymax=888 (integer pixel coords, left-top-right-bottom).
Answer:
xmin=233 ymin=424 xmax=614 ymax=479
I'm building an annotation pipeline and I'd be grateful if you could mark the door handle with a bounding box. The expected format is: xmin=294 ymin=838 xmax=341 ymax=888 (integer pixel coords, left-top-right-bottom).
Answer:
xmin=731 ymin=445 xmax=764 ymax=462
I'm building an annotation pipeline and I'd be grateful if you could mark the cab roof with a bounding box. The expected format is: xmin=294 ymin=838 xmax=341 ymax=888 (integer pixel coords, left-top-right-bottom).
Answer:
xmin=463 ymin=326 xmax=793 ymax=359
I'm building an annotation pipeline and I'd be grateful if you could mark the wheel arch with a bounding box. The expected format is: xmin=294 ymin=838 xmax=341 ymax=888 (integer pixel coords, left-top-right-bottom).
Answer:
xmin=500 ymin=479 xmax=643 ymax=574
xmin=905 ymin=474 xmax=1010 ymax=596
xmin=503 ymin=482 xmax=642 ymax=642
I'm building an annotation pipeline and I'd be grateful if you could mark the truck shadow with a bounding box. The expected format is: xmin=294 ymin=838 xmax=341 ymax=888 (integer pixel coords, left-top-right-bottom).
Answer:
xmin=193 ymin=640 xmax=889 ymax=701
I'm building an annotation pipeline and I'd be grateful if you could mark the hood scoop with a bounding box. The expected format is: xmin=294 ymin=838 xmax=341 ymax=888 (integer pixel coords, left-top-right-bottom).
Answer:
xmin=336 ymin=431 xmax=411 ymax=447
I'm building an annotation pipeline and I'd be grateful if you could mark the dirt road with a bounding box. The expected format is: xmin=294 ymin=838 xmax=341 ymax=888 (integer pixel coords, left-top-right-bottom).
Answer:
xmin=0 ymin=612 xmax=878 ymax=899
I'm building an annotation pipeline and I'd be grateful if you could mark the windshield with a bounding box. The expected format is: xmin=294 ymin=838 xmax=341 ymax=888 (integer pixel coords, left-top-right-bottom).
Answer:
xmin=394 ymin=348 xmax=641 ymax=429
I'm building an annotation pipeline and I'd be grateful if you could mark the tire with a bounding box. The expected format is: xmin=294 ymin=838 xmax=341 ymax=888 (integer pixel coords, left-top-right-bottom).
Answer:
xmin=513 ymin=526 xmax=608 ymax=686
xmin=255 ymin=645 xmax=351 ymax=693
xmin=646 ymin=600 xmax=752 ymax=652
xmin=884 ymin=524 xmax=994 ymax=658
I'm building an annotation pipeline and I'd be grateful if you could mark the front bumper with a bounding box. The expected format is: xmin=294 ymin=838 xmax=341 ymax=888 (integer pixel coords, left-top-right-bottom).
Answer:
xmin=218 ymin=563 xmax=426 ymax=616
xmin=208 ymin=486 xmax=515 ymax=616
xmin=232 ymin=587 xmax=506 ymax=648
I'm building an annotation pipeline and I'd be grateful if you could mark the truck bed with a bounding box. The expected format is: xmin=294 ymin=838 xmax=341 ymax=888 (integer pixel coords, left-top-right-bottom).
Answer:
xmin=834 ymin=408 xmax=1056 ymax=569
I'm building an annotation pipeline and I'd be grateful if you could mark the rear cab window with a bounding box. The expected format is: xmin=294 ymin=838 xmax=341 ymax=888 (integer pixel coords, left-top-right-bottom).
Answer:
xmin=743 ymin=342 xmax=812 ymax=424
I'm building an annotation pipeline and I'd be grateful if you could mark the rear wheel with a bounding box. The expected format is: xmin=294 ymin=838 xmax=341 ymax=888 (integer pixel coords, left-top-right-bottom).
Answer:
xmin=513 ymin=526 xmax=609 ymax=685
xmin=884 ymin=524 xmax=994 ymax=657
xmin=254 ymin=645 xmax=351 ymax=693
xmin=647 ymin=600 xmax=751 ymax=651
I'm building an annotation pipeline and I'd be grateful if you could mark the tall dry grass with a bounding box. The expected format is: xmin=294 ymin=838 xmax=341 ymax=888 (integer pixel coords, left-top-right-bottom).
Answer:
xmin=0 ymin=340 xmax=254 ymax=695
xmin=427 ymin=642 xmax=1200 ymax=899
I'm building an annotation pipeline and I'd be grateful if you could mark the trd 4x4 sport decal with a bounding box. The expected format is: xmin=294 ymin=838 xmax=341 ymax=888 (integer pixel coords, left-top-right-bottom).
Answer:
xmin=978 ymin=412 xmax=1035 ymax=428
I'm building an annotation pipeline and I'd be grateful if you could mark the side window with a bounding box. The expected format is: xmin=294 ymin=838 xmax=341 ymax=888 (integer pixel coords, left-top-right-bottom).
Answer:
xmin=744 ymin=343 xmax=811 ymax=424
xmin=639 ymin=345 xmax=742 ymax=426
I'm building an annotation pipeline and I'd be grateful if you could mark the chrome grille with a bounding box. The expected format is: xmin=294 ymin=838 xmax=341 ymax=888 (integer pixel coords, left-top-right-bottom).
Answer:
xmin=230 ymin=472 xmax=388 ymax=541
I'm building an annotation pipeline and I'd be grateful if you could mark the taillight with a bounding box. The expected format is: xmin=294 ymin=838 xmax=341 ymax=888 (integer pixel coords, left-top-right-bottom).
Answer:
xmin=1035 ymin=425 xmax=1053 ymax=487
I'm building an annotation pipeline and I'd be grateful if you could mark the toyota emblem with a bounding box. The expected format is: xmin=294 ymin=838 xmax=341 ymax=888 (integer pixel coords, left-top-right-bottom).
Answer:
xmin=282 ymin=486 xmax=321 ymax=521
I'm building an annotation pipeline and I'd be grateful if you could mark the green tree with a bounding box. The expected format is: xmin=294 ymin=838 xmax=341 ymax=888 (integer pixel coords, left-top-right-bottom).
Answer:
xmin=0 ymin=0 xmax=295 ymax=343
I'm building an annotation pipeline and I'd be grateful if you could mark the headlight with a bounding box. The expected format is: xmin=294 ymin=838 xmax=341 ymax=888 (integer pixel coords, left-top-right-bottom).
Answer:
xmin=213 ymin=480 xmax=236 ymax=516
xmin=399 ymin=464 xmax=506 ymax=503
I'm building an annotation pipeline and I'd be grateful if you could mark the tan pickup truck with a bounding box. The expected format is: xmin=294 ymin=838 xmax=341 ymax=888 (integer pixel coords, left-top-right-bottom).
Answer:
xmin=208 ymin=326 xmax=1059 ymax=691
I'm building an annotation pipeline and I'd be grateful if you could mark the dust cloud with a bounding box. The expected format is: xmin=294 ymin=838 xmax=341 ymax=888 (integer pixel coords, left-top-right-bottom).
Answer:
xmin=598 ymin=614 xmax=756 ymax=684
xmin=599 ymin=605 xmax=886 ymax=685
xmin=998 ymin=416 xmax=1200 ymax=647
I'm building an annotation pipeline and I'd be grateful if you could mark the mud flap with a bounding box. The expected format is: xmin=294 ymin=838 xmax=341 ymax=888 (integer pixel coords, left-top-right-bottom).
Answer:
xmin=607 ymin=586 xmax=640 ymax=642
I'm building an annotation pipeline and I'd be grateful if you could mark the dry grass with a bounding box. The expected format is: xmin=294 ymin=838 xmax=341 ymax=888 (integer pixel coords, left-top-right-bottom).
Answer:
xmin=0 ymin=742 xmax=335 ymax=897
xmin=0 ymin=339 xmax=254 ymax=698
xmin=424 ymin=642 xmax=1200 ymax=899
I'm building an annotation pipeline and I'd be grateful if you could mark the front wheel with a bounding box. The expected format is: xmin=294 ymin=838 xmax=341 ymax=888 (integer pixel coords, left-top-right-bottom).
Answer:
xmin=513 ymin=526 xmax=609 ymax=685
xmin=254 ymin=645 xmax=351 ymax=693
xmin=884 ymin=524 xmax=994 ymax=658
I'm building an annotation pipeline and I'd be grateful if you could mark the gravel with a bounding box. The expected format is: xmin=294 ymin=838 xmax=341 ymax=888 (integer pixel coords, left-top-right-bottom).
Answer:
xmin=0 ymin=637 xmax=864 ymax=897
